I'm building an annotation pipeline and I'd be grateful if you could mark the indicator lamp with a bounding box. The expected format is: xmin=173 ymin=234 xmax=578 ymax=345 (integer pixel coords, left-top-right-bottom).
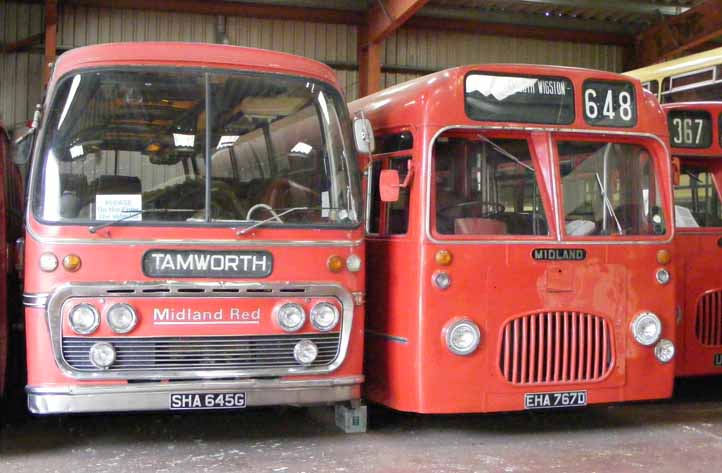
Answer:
xmin=39 ymin=252 xmax=58 ymax=272
xmin=62 ymin=254 xmax=82 ymax=272
xmin=327 ymin=255 xmax=345 ymax=273
xmin=435 ymin=249 xmax=453 ymax=266
xmin=656 ymin=249 xmax=671 ymax=265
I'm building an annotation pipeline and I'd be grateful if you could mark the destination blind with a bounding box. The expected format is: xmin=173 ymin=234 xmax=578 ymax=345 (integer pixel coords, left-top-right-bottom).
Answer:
xmin=464 ymin=73 xmax=574 ymax=125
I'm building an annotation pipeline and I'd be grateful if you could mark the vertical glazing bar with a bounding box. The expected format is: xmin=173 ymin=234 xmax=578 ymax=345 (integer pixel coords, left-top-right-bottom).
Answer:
xmin=562 ymin=312 xmax=569 ymax=382
xmin=521 ymin=316 xmax=528 ymax=383
xmin=512 ymin=319 xmax=520 ymax=384
xmin=554 ymin=312 xmax=561 ymax=381
xmin=538 ymin=313 xmax=545 ymax=382
xmin=504 ymin=326 xmax=511 ymax=380
xmin=571 ymin=312 xmax=578 ymax=380
xmin=204 ymin=73 xmax=212 ymax=222
xmin=546 ymin=313 xmax=553 ymax=383
xmin=529 ymin=314 xmax=537 ymax=383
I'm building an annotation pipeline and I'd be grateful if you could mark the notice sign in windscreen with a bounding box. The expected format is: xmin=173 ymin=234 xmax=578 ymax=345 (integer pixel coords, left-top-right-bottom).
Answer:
xmin=465 ymin=73 xmax=574 ymax=125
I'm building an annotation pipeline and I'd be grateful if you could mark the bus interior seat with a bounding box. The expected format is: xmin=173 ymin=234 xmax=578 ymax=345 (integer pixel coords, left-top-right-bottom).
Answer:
xmin=454 ymin=218 xmax=507 ymax=235
xmin=59 ymin=174 xmax=89 ymax=218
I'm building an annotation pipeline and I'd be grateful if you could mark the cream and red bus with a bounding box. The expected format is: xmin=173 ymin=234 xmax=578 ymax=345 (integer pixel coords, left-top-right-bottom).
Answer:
xmin=17 ymin=42 xmax=367 ymax=430
xmin=351 ymin=65 xmax=677 ymax=413
xmin=664 ymin=101 xmax=722 ymax=376
xmin=626 ymin=46 xmax=722 ymax=103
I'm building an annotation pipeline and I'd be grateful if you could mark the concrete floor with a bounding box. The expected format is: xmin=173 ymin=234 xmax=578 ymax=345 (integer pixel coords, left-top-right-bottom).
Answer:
xmin=3 ymin=378 xmax=722 ymax=473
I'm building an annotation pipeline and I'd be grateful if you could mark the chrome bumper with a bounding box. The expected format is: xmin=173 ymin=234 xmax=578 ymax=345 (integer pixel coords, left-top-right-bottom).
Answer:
xmin=27 ymin=376 xmax=363 ymax=414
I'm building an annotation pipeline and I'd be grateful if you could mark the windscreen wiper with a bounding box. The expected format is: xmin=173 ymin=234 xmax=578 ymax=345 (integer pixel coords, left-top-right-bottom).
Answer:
xmin=88 ymin=208 xmax=200 ymax=233
xmin=477 ymin=134 xmax=535 ymax=172
xmin=236 ymin=206 xmax=352 ymax=236
xmin=594 ymin=173 xmax=624 ymax=235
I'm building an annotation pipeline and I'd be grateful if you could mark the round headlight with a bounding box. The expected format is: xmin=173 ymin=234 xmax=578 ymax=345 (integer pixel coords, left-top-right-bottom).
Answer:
xmin=275 ymin=303 xmax=306 ymax=332
xmin=445 ymin=319 xmax=481 ymax=356
xmin=89 ymin=342 xmax=116 ymax=369
xmin=39 ymin=252 xmax=58 ymax=272
xmin=310 ymin=302 xmax=340 ymax=332
xmin=631 ymin=311 xmax=662 ymax=346
xmin=69 ymin=304 xmax=100 ymax=335
xmin=654 ymin=339 xmax=675 ymax=363
xmin=432 ymin=271 xmax=451 ymax=290
xmin=346 ymin=254 xmax=362 ymax=273
xmin=106 ymin=303 xmax=138 ymax=334
xmin=293 ymin=339 xmax=318 ymax=366
xmin=656 ymin=268 xmax=671 ymax=285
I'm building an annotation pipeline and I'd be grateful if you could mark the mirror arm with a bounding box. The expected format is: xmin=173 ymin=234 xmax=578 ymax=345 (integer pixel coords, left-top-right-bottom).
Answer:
xmin=394 ymin=161 xmax=414 ymax=189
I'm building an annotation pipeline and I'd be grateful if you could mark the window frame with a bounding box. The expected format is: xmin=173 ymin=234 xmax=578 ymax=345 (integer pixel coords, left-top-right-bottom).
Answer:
xmin=552 ymin=133 xmax=671 ymax=241
xmin=674 ymin=160 xmax=722 ymax=233
xmin=428 ymin=128 xmax=555 ymax=242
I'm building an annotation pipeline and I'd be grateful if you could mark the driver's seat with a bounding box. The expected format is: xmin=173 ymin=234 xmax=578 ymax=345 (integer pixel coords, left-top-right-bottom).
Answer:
xmin=454 ymin=218 xmax=507 ymax=235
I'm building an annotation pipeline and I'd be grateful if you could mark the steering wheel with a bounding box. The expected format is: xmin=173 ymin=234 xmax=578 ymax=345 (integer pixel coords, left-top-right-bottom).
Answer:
xmin=439 ymin=200 xmax=505 ymax=218
xmin=246 ymin=203 xmax=284 ymax=222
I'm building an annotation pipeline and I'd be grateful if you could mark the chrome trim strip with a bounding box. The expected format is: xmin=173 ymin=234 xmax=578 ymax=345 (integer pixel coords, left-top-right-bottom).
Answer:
xmin=23 ymin=293 xmax=49 ymax=308
xmin=424 ymin=125 xmax=675 ymax=246
xmin=365 ymin=330 xmax=408 ymax=344
xmin=27 ymin=375 xmax=363 ymax=414
xmin=45 ymin=281 xmax=356 ymax=380
xmin=25 ymin=223 xmax=363 ymax=247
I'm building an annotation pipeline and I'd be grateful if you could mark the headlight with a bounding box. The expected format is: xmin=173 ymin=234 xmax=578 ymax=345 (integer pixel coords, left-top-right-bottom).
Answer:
xmin=89 ymin=342 xmax=116 ymax=369
xmin=310 ymin=302 xmax=340 ymax=331
xmin=293 ymin=339 xmax=318 ymax=366
xmin=656 ymin=268 xmax=671 ymax=285
xmin=39 ymin=252 xmax=58 ymax=272
xmin=69 ymin=304 xmax=100 ymax=335
xmin=106 ymin=303 xmax=138 ymax=334
xmin=631 ymin=311 xmax=662 ymax=346
xmin=346 ymin=254 xmax=362 ymax=272
xmin=275 ymin=303 xmax=306 ymax=332
xmin=654 ymin=339 xmax=675 ymax=363
xmin=444 ymin=318 xmax=481 ymax=356
xmin=432 ymin=271 xmax=451 ymax=290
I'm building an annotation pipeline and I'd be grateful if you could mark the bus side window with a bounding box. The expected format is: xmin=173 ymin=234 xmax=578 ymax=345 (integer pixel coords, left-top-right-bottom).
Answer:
xmin=367 ymin=160 xmax=382 ymax=234
xmin=387 ymin=157 xmax=411 ymax=235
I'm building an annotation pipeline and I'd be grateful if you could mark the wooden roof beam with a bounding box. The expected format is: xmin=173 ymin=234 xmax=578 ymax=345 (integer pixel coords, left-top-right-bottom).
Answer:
xmin=635 ymin=0 xmax=722 ymax=67
xmin=364 ymin=0 xmax=431 ymax=46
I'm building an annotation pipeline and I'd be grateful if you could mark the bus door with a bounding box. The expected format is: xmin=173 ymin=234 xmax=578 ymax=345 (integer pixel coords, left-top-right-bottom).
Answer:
xmin=674 ymin=160 xmax=722 ymax=375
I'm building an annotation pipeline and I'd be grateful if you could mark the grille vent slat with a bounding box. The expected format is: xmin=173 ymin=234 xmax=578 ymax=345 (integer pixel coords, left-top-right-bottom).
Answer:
xmin=499 ymin=311 xmax=614 ymax=385
xmin=62 ymin=333 xmax=340 ymax=372
xmin=696 ymin=291 xmax=722 ymax=346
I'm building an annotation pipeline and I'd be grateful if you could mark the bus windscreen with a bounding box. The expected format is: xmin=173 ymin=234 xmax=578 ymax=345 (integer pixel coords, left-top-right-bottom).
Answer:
xmin=464 ymin=73 xmax=574 ymax=125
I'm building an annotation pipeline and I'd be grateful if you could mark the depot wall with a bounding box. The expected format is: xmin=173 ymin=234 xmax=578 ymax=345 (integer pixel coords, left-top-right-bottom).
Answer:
xmin=1 ymin=1 xmax=624 ymax=130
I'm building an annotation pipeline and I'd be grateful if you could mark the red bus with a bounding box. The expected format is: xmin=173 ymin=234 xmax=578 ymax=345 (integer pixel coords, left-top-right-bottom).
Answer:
xmin=351 ymin=65 xmax=677 ymax=413
xmin=17 ymin=42 xmax=367 ymax=430
xmin=0 ymin=122 xmax=24 ymax=400
xmin=664 ymin=102 xmax=722 ymax=377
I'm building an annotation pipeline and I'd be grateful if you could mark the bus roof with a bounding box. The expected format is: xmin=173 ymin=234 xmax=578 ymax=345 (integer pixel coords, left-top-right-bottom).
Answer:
xmin=624 ymin=46 xmax=722 ymax=83
xmin=51 ymin=42 xmax=340 ymax=88
xmin=663 ymin=101 xmax=722 ymax=158
xmin=351 ymin=64 xmax=664 ymax=136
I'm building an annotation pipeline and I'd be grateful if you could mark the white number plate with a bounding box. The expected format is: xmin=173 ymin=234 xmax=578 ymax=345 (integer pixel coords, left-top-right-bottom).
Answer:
xmin=169 ymin=392 xmax=246 ymax=410
xmin=524 ymin=390 xmax=587 ymax=409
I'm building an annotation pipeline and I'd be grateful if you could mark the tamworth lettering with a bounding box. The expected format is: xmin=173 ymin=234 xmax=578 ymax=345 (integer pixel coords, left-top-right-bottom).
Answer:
xmin=151 ymin=253 xmax=268 ymax=272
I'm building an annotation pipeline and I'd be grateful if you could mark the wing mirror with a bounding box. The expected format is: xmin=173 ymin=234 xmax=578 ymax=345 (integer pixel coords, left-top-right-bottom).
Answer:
xmin=353 ymin=118 xmax=375 ymax=154
xmin=671 ymin=157 xmax=681 ymax=186
xmin=379 ymin=162 xmax=414 ymax=202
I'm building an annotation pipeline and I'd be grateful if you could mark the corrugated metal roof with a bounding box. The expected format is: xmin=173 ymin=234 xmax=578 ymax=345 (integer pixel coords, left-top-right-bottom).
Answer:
xmin=427 ymin=0 xmax=699 ymax=30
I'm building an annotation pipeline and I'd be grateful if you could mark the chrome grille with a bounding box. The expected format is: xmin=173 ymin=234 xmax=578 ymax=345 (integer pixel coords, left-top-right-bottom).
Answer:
xmin=499 ymin=311 xmax=614 ymax=385
xmin=62 ymin=334 xmax=340 ymax=371
xmin=696 ymin=290 xmax=722 ymax=346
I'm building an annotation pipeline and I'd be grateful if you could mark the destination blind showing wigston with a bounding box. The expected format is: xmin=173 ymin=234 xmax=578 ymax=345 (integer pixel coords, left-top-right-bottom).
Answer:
xmin=143 ymin=250 xmax=273 ymax=278
xmin=464 ymin=73 xmax=574 ymax=124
